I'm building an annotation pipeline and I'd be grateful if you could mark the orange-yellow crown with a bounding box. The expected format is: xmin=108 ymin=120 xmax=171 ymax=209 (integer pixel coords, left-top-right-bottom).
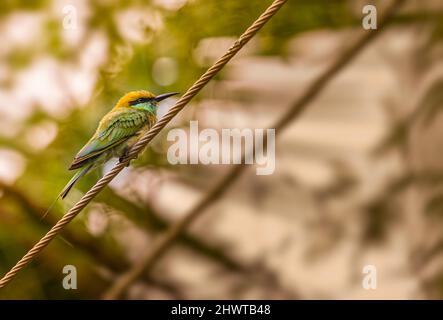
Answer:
xmin=114 ymin=90 xmax=156 ymax=109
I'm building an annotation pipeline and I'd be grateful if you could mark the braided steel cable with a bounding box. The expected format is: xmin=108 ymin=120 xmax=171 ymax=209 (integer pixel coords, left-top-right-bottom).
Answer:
xmin=0 ymin=0 xmax=288 ymax=289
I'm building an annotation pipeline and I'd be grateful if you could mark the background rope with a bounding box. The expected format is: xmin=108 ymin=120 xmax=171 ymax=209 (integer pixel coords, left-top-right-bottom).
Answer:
xmin=0 ymin=0 xmax=288 ymax=289
xmin=102 ymin=0 xmax=406 ymax=299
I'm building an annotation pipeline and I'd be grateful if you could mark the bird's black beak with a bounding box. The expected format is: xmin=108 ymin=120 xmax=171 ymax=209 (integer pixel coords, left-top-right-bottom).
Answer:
xmin=154 ymin=92 xmax=179 ymax=102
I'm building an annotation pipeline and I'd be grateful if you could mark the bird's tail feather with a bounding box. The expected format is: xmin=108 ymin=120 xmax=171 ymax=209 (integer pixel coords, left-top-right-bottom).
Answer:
xmin=59 ymin=164 xmax=93 ymax=199
xmin=40 ymin=164 xmax=94 ymax=220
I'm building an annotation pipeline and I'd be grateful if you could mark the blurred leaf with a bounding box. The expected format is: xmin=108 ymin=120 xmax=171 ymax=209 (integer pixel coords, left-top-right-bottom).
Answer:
xmin=425 ymin=193 xmax=443 ymax=218
xmin=419 ymin=78 xmax=443 ymax=126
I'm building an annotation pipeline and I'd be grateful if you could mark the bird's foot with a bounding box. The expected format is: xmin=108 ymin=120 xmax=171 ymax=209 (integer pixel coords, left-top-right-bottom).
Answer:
xmin=119 ymin=155 xmax=131 ymax=167
xmin=119 ymin=149 xmax=132 ymax=167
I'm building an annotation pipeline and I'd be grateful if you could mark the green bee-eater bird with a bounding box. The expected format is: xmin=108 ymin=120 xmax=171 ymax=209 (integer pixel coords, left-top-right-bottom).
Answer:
xmin=59 ymin=90 xmax=178 ymax=199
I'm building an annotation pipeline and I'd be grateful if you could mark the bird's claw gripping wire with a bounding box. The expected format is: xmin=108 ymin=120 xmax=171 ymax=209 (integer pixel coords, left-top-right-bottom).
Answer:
xmin=119 ymin=150 xmax=133 ymax=167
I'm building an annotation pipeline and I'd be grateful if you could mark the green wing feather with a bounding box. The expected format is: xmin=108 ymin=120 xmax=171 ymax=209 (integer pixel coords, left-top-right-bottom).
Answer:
xmin=69 ymin=110 xmax=149 ymax=170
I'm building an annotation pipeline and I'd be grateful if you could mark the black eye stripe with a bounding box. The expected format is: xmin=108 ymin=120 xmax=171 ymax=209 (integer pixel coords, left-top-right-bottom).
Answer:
xmin=129 ymin=97 xmax=152 ymax=106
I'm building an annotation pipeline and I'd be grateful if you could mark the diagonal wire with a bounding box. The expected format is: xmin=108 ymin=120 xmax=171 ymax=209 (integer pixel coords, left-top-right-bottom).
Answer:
xmin=0 ymin=0 xmax=288 ymax=289
xmin=102 ymin=0 xmax=406 ymax=299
